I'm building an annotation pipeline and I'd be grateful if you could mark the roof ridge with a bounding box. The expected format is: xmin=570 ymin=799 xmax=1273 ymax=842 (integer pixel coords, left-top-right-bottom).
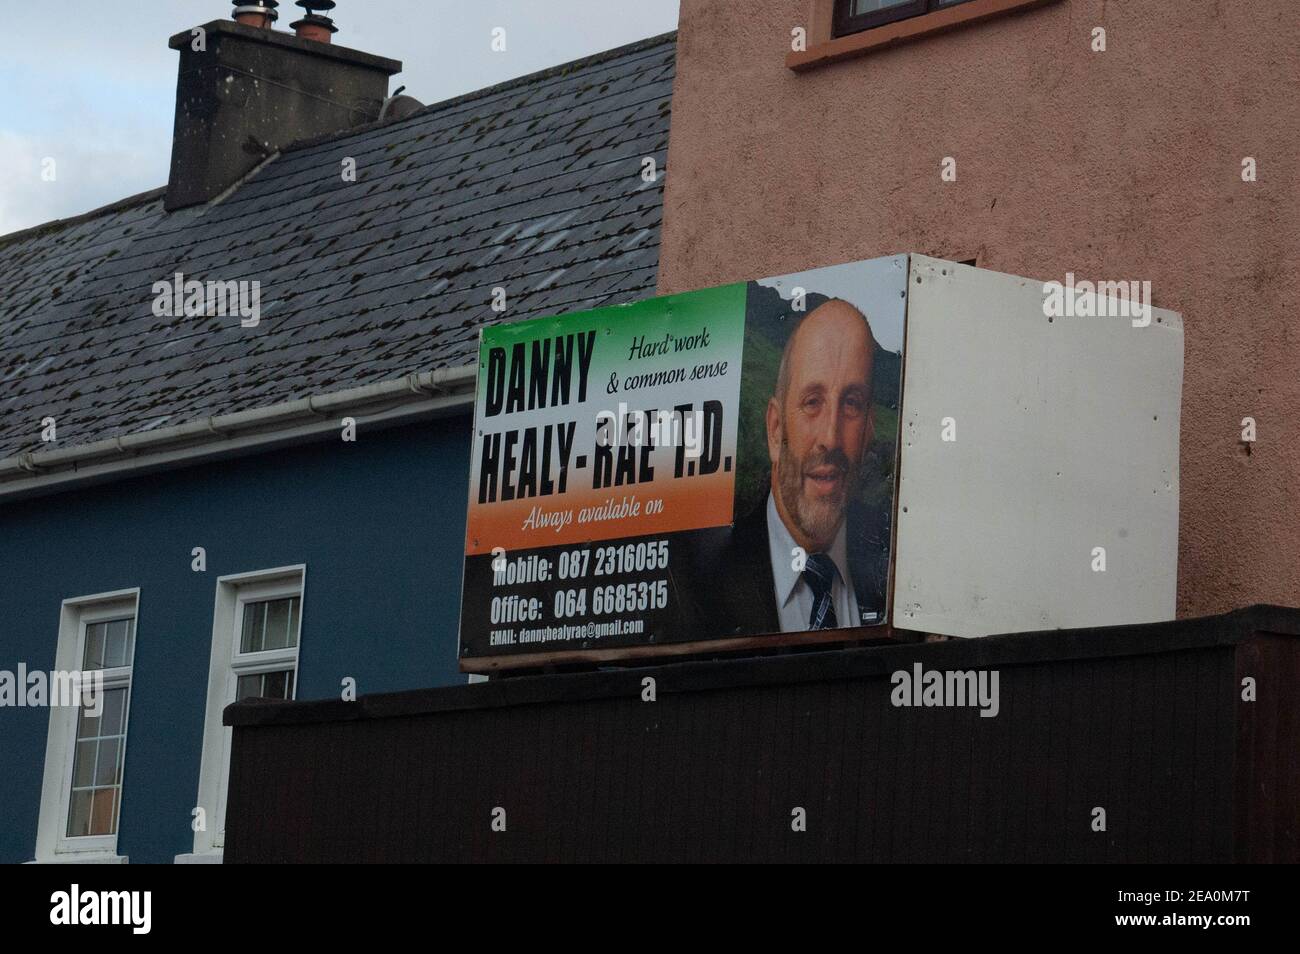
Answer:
xmin=0 ymin=186 xmax=166 ymax=248
xmin=0 ymin=106 xmax=667 ymax=318
xmin=0 ymin=32 xmax=675 ymax=249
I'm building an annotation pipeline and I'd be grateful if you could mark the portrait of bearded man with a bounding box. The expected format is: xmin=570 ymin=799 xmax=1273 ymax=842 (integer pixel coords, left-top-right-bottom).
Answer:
xmin=712 ymin=298 xmax=890 ymax=635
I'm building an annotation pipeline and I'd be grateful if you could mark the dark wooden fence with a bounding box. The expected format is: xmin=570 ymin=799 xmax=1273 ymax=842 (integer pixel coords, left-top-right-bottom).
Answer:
xmin=224 ymin=605 xmax=1299 ymax=862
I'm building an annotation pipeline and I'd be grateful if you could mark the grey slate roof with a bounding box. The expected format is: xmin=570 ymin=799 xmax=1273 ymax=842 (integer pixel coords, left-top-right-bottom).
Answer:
xmin=0 ymin=32 xmax=675 ymax=460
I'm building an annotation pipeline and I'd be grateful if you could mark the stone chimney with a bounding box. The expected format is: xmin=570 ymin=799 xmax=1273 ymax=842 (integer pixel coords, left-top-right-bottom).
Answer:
xmin=164 ymin=2 xmax=401 ymax=211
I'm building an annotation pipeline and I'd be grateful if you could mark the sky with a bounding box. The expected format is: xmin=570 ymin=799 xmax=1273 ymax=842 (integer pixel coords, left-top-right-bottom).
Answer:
xmin=0 ymin=0 xmax=680 ymax=237
xmin=759 ymin=257 xmax=909 ymax=353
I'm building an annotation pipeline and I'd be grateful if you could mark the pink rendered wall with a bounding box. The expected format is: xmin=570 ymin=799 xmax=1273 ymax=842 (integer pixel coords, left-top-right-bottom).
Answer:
xmin=657 ymin=0 xmax=1300 ymax=620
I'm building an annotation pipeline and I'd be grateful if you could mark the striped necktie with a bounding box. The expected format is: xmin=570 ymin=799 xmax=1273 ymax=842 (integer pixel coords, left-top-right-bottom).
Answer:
xmin=803 ymin=553 xmax=839 ymax=630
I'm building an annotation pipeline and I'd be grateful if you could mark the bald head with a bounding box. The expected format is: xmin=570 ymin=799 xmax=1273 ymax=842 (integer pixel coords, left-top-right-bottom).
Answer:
xmin=774 ymin=299 xmax=877 ymax=408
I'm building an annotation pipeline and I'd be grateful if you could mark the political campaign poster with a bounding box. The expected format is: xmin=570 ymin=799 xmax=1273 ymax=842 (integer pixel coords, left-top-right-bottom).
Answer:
xmin=459 ymin=255 xmax=907 ymax=670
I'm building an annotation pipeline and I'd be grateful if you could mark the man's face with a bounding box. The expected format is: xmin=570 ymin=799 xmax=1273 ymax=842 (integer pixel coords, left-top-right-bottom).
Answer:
xmin=766 ymin=301 xmax=875 ymax=553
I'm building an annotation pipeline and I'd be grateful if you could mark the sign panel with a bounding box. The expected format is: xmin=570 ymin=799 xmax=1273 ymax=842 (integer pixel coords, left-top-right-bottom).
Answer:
xmin=892 ymin=256 xmax=1182 ymax=635
xmin=459 ymin=255 xmax=908 ymax=669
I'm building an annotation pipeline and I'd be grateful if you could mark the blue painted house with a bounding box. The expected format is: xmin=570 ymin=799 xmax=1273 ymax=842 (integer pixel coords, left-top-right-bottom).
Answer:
xmin=0 ymin=10 xmax=674 ymax=864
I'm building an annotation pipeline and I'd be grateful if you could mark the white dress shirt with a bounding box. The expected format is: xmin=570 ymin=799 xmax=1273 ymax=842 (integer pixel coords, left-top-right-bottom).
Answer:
xmin=765 ymin=493 xmax=861 ymax=632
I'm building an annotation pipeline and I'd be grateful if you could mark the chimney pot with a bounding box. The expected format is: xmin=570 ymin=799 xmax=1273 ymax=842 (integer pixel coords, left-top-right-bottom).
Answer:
xmin=232 ymin=2 xmax=279 ymax=29
xmin=292 ymin=1 xmax=338 ymax=44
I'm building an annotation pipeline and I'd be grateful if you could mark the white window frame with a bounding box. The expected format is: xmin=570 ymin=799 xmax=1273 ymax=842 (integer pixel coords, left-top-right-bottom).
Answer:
xmin=185 ymin=565 xmax=305 ymax=862
xmin=34 ymin=588 xmax=139 ymax=864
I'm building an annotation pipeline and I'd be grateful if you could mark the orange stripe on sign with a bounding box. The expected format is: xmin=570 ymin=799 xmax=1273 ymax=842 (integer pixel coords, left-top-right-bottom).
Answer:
xmin=465 ymin=472 xmax=735 ymax=554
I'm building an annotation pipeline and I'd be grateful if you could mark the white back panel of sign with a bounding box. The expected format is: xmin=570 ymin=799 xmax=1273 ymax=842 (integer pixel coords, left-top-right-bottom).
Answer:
xmin=893 ymin=255 xmax=1183 ymax=637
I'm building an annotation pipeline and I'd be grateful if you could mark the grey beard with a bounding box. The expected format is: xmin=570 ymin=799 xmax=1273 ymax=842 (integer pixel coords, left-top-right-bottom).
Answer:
xmin=776 ymin=439 xmax=857 ymax=549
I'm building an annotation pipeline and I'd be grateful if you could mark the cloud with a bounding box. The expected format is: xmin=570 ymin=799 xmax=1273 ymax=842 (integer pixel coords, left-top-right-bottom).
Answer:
xmin=0 ymin=127 xmax=167 ymax=236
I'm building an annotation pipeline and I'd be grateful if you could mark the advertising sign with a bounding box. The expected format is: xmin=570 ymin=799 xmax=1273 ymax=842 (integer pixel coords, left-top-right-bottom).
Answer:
xmin=459 ymin=255 xmax=908 ymax=670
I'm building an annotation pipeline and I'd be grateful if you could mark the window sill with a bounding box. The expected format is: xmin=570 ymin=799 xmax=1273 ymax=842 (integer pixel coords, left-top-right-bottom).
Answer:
xmin=174 ymin=851 xmax=223 ymax=864
xmin=788 ymin=0 xmax=1060 ymax=72
xmin=28 ymin=853 xmax=129 ymax=864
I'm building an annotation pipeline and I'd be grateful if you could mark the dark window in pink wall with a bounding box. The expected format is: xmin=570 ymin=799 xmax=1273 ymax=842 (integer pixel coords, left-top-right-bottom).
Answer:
xmin=833 ymin=0 xmax=975 ymax=37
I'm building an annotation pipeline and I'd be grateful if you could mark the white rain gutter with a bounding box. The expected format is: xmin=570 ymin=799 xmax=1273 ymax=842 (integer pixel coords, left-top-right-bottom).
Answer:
xmin=0 ymin=365 xmax=478 ymax=502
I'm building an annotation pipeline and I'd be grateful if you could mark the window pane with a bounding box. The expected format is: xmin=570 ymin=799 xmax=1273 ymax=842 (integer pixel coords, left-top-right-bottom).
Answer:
xmin=264 ymin=598 xmax=291 ymax=650
xmin=67 ymin=790 xmax=93 ymax=838
xmin=95 ymin=738 xmax=121 ymax=786
xmin=100 ymin=688 xmax=127 ymax=737
xmin=72 ymin=740 xmax=97 ymax=788
xmin=262 ymin=671 xmax=285 ymax=698
xmin=102 ymin=619 xmax=125 ymax=668
xmin=77 ymin=702 xmax=101 ymax=738
xmin=79 ymin=688 xmax=125 ymax=738
xmin=83 ymin=618 xmax=134 ymax=670
xmin=88 ymin=788 xmax=117 ymax=836
xmin=240 ymin=602 xmax=262 ymax=653
xmin=852 ymin=0 xmax=912 ymax=12
xmin=118 ymin=618 xmax=135 ymax=666
xmin=262 ymin=669 xmax=289 ymax=699
xmin=240 ymin=596 xmax=300 ymax=652
xmin=236 ymin=673 xmax=262 ymax=700
xmin=82 ymin=622 xmax=106 ymax=670
xmin=236 ymin=669 xmax=294 ymax=701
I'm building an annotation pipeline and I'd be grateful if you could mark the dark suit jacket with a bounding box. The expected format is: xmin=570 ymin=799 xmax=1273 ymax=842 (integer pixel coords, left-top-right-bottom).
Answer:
xmin=709 ymin=492 xmax=890 ymax=636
